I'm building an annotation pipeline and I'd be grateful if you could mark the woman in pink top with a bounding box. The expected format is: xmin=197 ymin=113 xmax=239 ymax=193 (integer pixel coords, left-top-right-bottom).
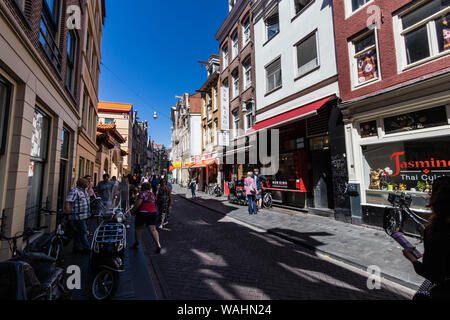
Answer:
xmin=244 ymin=172 xmax=258 ymax=215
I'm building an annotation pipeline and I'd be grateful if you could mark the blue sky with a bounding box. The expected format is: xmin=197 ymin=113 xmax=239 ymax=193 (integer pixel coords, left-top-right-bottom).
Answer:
xmin=99 ymin=0 xmax=229 ymax=147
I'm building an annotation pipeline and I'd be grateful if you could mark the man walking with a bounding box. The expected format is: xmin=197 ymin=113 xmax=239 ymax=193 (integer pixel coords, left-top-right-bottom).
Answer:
xmin=189 ymin=178 xmax=197 ymax=199
xmin=151 ymin=175 xmax=159 ymax=195
xmin=65 ymin=178 xmax=91 ymax=255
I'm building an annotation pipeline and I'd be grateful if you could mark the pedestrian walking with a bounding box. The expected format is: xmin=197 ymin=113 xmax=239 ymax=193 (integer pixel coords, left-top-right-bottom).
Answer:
xmin=111 ymin=176 xmax=120 ymax=207
xmin=130 ymin=182 xmax=162 ymax=254
xmin=157 ymin=178 xmax=172 ymax=229
xmin=253 ymin=168 xmax=267 ymax=210
xmin=189 ymin=178 xmax=197 ymax=198
xmin=403 ymin=176 xmax=450 ymax=300
xmin=244 ymin=172 xmax=258 ymax=215
xmin=151 ymin=175 xmax=159 ymax=195
xmin=65 ymin=178 xmax=91 ymax=255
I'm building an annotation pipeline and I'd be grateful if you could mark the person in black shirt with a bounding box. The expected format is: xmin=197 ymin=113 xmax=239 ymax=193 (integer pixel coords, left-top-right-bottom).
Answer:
xmin=403 ymin=176 xmax=450 ymax=300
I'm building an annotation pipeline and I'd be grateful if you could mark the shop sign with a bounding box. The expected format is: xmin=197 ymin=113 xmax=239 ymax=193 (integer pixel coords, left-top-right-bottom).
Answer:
xmin=221 ymin=86 xmax=230 ymax=130
xmin=384 ymin=151 xmax=450 ymax=180
xmin=173 ymin=161 xmax=182 ymax=168
xmin=184 ymin=159 xmax=190 ymax=166
xmin=195 ymin=155 xmax=201 ymax=162
xmin=218 ymin=131 xmax=230 ymax=147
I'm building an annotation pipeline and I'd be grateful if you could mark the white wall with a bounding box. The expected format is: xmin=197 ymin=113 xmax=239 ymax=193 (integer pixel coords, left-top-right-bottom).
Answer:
xmin=253 ymin=0 xmax=339 ymax=121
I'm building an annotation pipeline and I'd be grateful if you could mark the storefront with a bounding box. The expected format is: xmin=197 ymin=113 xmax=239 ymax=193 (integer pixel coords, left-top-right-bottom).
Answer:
xmin=226 ymin=96 xmax=350 ymax=217
xmin=342 ymin=85 xmax=450 ymax=233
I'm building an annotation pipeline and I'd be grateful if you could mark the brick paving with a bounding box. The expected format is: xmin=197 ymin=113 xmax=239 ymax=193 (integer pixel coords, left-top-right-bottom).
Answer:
xmin=141 ymin=194 xmax=414 ymax=300
xmin=172 ymin=184 xmax=425 ymax=289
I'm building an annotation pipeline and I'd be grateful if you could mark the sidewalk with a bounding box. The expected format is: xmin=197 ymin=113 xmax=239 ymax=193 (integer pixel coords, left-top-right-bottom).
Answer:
xmin=173 ymin=184 xmax=424 ymax=289
xmin=63 ymin=219 xmax=157 ymax=300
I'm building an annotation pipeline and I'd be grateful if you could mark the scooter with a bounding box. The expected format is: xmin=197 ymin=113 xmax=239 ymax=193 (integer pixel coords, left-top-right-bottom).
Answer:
xmin=227 ymin=180 xmax=248 ymax=206
xmin=0 ymin=228 xmax=71 ymax=300
xmin=89 ymin=202 xmax=127 ymax=300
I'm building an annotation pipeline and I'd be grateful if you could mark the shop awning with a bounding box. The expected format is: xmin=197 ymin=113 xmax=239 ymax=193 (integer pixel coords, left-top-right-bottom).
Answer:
xmin=189 ymin=159 xmax=217 ymax=168
xmin=250 ymin=95 xmax=335 ymax=133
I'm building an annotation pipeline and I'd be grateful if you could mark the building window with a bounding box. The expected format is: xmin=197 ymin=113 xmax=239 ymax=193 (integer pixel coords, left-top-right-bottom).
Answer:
xmin=243 ymin=57 xmax=252 ymax=90
xmin=245 ymin=102 xmax=255 ymax=130
xmin=232 ymin=32 xmax=239 ymax=60
xmin=266 ymin=58 xmax=282 ymax=93
xmin=86 ymin=31 xmax=91 ymax=66
xmin=351 ymin=0 xmax=372 ymax=12
xmin=351 ymin=31 xmax=379 ymax=86
xmin=265 ymin=7 xmax=280 ymax=41
xmin=360 ymin=120 xmax=378 ymax=138
xmin=39 ymin=0 xmax=62 ymax=70
xmin=294 ymin=0 xmax=313 ymax=14
xmin=232 ymin=69 xmax=239 ymax=99
xmin=383 ymin=106 xmax=448 ymax=135
xmin=79 ymin=157 xmax=85 ymax=179
xmin=0 ymin=75 xmax=12 ymax=155
xmin=363 ymin=136 xmax=450 ymax=210
xmin=202 ymin=99 xmax=207 ymax=118
xmin=66 ymin=31 xmax=77 ymax=93
xmin=296 ymin=32 xmax=319 ymax=77
xmin=25 ymin=107 xmax=50 ymax=229
xmin=233 ymin=111 xmax=240 ymax=139
xmin=398 ymin=0 xmax=450 ymax=67
xmin=223 ymin=45 xmax=229 ymax=69
xmin=214 ymin=87 xmax=219 ymax=110
xmin=242 ymin=16 xmax=251 ymax=45
xmin=57 ymin=128 xmax=70 ymax=211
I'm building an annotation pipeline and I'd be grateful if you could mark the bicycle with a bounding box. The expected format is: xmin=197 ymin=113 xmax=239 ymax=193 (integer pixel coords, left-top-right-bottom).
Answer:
xmin=208 ymin=184 xmax=222 ymax=197
xmin=383 ymin=192 xmax=428 ymax=237
xmin=261 ymin=189 xmax=273 ymax=209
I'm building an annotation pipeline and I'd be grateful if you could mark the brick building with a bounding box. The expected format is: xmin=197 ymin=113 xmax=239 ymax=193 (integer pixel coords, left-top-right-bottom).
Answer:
xmin=332 ymin=0 xmax=450 ymax=231
xmin=0 ymin=0 xmax=93 ymax=259
xmin=216 ymin=0 xmax=256 ymax=184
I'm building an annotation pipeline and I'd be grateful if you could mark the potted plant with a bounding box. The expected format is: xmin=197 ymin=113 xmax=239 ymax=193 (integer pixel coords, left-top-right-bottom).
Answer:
xmin=416 ymin=181 xmax=426 ymax=193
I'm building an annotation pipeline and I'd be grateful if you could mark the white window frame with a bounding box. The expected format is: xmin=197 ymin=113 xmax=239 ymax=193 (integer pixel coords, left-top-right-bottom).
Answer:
xmin=245 ymin=102 xmax=254 ymax=131
xmin=265 ymin=57 xmax=282 ymax=93
xmin=242 ymin=16 xmax=251 ymax=46
xmin=344 ymin=0 xmax=375 ymax=18
xmin=243 ymin=58 xmax=252 ymax=90
xmin=393 ymin=2 xmax=450 ymax=72
xmin=232 ymin=69 xmax=239 ymax=99
xmin=232 ymin=32 xmax=239 ymax=60
xmin=348 ymin=29 xmax=381 ymax=90
xmin=223 ymin=45 xmax=229 ymax=69
xmin=293 ymin=0 xmax=314 ymax=17
xmin=265 ymin=6 xmax=280 ymax=42
xmin=233 ymin=111 xmax=240 ymax=139
xmin=295 ymin=30 xmax=320 ymax=78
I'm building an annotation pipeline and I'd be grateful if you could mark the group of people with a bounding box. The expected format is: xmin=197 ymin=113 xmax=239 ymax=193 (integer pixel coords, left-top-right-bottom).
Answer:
xmin=64 ymin=172 xmax=173 ymax=256
xmin=244 ymin=168 xmax=267 ymax=215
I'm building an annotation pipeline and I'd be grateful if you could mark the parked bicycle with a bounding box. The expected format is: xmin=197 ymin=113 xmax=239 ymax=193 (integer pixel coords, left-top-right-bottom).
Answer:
xmin=383 ymin=192 xmax=428 ymax=237
xmin=0 ymin=228 xmax=71 ymax=300
xmin=261 ymin=188 xmax=273 ymax=209
xmin=208 ymin=184 xmax=223 ymax=197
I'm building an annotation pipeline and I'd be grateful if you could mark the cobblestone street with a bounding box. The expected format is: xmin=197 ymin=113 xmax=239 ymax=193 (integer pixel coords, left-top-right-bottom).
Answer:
xmin=141 ymin=195 xmax=414 ymax=300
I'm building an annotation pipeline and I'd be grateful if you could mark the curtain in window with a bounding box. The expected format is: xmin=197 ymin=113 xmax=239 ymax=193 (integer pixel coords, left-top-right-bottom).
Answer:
xmin=357 ymin=50 xmax=377 ymax=83
xmin=443 ymin=14 xmax=450 ymax=51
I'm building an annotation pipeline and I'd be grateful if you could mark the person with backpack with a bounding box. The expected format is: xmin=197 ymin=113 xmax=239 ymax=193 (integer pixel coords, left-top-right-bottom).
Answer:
xmin=403 ymin=176 xmax=450 ymax=300
xmin=130 ymin=182 xmax=162 ymax=254
xmin=253 ymin=168 xmax=267 ymax=211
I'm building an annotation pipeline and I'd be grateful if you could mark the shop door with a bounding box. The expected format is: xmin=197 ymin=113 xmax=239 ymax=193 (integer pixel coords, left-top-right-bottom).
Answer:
xmin=309 ymin=149 xmax=334 ymax=209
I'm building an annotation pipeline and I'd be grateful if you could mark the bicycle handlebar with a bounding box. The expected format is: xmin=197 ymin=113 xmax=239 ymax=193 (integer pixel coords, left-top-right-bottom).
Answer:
xmin=0 ymin=226 xmax=48 ymax=241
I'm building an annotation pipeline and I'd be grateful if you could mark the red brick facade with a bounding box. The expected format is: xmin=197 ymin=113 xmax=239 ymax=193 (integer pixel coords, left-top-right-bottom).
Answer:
xmin=332 ymin=0 xmax=450 ymax=103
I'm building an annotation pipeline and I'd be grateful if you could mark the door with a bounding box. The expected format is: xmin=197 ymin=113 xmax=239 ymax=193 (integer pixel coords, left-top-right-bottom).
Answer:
xmin=309 ymin=149 xmax=334 ymax=209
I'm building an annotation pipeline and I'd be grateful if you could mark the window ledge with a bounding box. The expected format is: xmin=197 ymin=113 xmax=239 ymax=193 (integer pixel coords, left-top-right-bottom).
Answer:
xmin=401 ymin=51 xmax=450 ymax=73
xmin=352 ymin=77 xmax=380 ymax=91
xmin=264 ymin=85 xmax=282 ymax=97
xmin=231 ymin=96 xmax=240 ymax=103
xmin=241 ymin=41 xmax=252 ymax=53
xmin=242 ymin=85 xmax=253 ymax=95
xmin=294 ymin=65 xmax=320 ymax=82
xmin=263 ymin=31 xmax=280 ymax=47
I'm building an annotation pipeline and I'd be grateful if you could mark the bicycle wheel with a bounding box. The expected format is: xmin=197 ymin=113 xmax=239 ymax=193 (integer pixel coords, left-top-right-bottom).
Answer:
xmin=383 ymin=208 xmax=402 ymax=236
xmin=263 ymin=193 xmax=273 ymax=208
xmin=48 ymin=238 xmax=64 ymax=262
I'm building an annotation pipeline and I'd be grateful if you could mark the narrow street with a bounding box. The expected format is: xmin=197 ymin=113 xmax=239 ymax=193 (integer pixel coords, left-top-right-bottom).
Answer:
xmin=141 ymin=194 xmax=413 ymax=300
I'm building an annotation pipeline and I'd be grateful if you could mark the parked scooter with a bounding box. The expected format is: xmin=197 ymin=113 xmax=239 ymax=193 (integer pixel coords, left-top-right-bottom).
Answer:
xmin=227 ymin=180 xmax=248 ymax=206
xmin=89 ymin=201 xmax=127 ymax=300
xmin=0 ymin=228 xmax=71 ymax=300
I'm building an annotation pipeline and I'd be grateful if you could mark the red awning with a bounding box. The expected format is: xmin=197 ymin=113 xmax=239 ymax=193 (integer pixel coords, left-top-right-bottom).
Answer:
xmin=252 ymin=95 xmax=334 ymax=132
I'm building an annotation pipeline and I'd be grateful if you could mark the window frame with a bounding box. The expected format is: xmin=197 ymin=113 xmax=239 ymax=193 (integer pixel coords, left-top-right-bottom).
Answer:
xmin=295 ymin=30 xmax=320 ymax=78
xmin=231 ymin=32 xmax=239 ymax=61
xmin=243 ymin=57 xmax=252 ymax=90
xmin=348 ymin=29 xmax=382 ymax=89
xmin=394 ymin=1 xmax=450 ymax=71
xmin=265 ymin=57 xmax=282 ymax=94
xmin=345 ymin=0 xmax=375 ymax=18
xmin=0 ymin=75 xmax=12 ymax=156
xmin=232 ymin=69 xmax=240 ymax=99
xmin=222 ymin=45 xmax=229 ymax=69
xmin=242 ymin=15 xmax=251 ymax=46
xmin=265 ymin=6 xmax=280 ymax=42
xmin=66 ymin=30 xmax=77 ymax=93
xmin=293 ymin=0 xmax=314 ymax=17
